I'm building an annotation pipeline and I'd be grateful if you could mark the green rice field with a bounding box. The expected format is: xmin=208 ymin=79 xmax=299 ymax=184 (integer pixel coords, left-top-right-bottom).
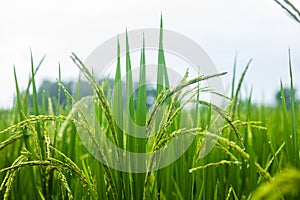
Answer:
xmin=1 ymin=5 xmax=300 ymax=199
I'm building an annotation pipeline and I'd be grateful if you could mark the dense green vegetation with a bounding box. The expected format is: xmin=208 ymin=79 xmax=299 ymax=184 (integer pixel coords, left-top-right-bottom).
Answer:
xmin=1 ymin=5 xmax=300 ymax=199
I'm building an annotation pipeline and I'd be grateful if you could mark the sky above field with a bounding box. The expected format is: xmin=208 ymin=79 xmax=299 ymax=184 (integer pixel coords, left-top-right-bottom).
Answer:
xmin=0 ymin=0 xmax=300 ymax=108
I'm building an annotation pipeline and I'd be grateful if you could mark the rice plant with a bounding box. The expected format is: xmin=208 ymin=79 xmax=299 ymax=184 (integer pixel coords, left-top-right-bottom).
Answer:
xmin=0 ymin=18 xmax=300 ymax=200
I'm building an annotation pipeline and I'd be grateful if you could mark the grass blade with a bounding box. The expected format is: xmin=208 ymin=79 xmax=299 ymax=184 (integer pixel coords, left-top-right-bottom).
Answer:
xmin=231 ymin=59 xmax=252 ymax=121
xmin=288 ymin=49 xmax=299 ymax=167
xmin=156 ymin=15 xmax=170 ymax=98
xmin=113 ymin=38 xmax=124 ymax=148
xmin=125 ymin=30 xmax=135 ymax=123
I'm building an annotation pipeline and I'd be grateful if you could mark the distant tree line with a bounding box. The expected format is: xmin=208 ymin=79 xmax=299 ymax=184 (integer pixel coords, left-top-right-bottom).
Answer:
xmin=27 ymin=79 xmax=157 ymax=111
xmin=26 ymin=78 xmax=299 ymax=112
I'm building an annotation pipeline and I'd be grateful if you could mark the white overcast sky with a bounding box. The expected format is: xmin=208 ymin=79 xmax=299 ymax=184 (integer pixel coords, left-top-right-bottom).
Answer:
xmin=0 ymin=0 xmax=300 ymax=108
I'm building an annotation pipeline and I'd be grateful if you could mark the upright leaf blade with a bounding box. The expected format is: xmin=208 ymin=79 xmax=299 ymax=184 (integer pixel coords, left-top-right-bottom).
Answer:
xmin=288 ymin=49 xmax=299 ymax=167
xmin=30 ymin=50 xmax=46 ymax=197
xmin=113 ymin=38 xmax=124 ymax=148
xmin=134 ymin=35 xmax=147 ymax=199
xmin=13 ymin=67 xmax=30 ymax=149
xmin=136 ymin=35 xmax=147 ymax=127
xmin=126 ymin=30 xmax=135 ymax=123
xmin=156 ymin=15 xmax=170 ymax=98
xmin=30 ymin=51 xmax=45 ymax=160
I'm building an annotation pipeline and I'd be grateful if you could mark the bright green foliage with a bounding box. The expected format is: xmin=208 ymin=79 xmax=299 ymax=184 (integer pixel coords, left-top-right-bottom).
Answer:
xmin=156 ymin=15 xmax=170 ymax=98
xmin=113 ymin=39 xmax=124 ymax=149
xmin=0 ymin=21 xmax=299 ymax=200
